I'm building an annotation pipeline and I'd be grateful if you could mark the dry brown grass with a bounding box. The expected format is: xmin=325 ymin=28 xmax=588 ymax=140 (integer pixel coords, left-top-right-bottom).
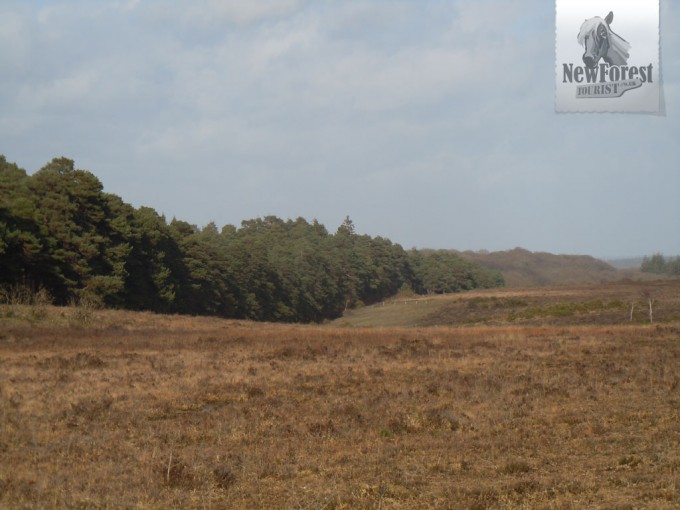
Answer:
xmin=1 ymin=302 xmax=680 ymax=508
xmin=337 ymin=280 xmax=680 ymax=328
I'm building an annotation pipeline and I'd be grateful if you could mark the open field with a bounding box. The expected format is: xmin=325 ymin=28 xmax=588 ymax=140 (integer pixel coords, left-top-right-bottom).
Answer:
xmin=335 ymin=280 xmax=680 ymax=328
xmin=1 ymin=288 xmax=680 ymax=509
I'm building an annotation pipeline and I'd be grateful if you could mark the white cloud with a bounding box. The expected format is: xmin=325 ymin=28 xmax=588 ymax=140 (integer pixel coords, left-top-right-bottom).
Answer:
xmin=207 ymin=0 xmax=303 ymax=25
xmin=450 ymin=0 xmax=528 ymax=38
xmin=1 ymin=0 xmax=678 ymax=256
xmin=0 ymin=9 xmax=32 ymax=73
xmin=250 ymin=23 xmax=318 ymax=71
xmin=142 ymin=0 xmax=305 ymax=30
xmin=308 ymin=45 xmax=492 ymax=113
xmin=116 ymin=0 xmax=142 ymax=12
xmin=18 ymin=70 xmax=97 ymax=112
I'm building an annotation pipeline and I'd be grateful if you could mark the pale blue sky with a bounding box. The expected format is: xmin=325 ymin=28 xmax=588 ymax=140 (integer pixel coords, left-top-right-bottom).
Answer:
xmin=1 ymin=0 xmax=678 ymax=258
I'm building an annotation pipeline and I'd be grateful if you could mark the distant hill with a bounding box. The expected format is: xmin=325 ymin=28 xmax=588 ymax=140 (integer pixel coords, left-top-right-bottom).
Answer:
xmin=605 ymin=257 xmax=645 ymax=269
xmin=454 ymin=248 xmax=622 ymax=287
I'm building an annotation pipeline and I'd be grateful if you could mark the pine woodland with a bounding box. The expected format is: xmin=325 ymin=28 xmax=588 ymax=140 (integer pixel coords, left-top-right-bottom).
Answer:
xmin=0 ymin=156 xmax=504 ymax=322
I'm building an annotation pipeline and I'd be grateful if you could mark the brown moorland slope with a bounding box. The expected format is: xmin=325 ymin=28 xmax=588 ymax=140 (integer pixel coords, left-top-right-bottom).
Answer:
xmin=1 ymin=299 xmax=680 ymax=509
xmin=337 ymin=279 xmax=680 ymax=328
xmin=419 ymin=279 xmax=680 ymax=327
xmin=455 ymin=247 xmax=655 ymax=287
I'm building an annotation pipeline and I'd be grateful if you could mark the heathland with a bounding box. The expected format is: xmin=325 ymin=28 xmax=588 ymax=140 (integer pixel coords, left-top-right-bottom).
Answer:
xmin=2 ymin=280 xmax=680 ymax=509
xmin=3 ymin=154 xmax=680 ymax=508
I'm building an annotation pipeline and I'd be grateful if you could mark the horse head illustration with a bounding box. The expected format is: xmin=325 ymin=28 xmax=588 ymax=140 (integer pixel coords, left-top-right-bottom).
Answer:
xmin=577 ymin=11 xmax=630 ymax=68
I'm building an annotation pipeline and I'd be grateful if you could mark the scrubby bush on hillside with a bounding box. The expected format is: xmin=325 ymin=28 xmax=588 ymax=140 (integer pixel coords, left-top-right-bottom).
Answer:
xmin=641 ymin=253 xmax=680 ymax=276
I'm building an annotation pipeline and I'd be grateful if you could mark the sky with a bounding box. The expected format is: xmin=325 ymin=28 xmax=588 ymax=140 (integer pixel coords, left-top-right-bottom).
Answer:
xmin=1 ymin=0 xmax=678 ymax=259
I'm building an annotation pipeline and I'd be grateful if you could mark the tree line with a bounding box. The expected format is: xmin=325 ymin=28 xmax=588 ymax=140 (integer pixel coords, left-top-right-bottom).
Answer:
xmin=640 ymin=253 xmax=680 ymax=276
xmin=0 ymin=156 xmax=504 ymax=322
